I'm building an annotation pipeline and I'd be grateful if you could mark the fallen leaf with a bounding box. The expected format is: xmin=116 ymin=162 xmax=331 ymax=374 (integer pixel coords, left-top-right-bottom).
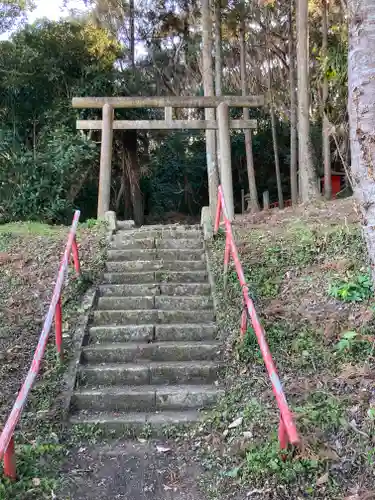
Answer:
xmin=228 ymin=417 xmax=243 ymax=429
xmin=156 ymin=445 xmax=171 ymax=453
xmin=223 ymin=467 xmax=241 ymax=478
xmin=316 ymin=472 xmax=329 ymax=486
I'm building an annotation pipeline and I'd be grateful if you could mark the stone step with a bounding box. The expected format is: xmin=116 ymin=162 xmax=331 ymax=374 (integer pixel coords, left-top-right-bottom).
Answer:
xmin=96 ymin=296 xmax=213 ymax=311
xmin=102 ymin=271 xmax=208 ymax=284
xmin=105 ymin=260 xmax=206 ymax=273
xmin=72 ymin=385 xmax=223 ymax=412
xmin=88 ymin=323 xmax=218 ymax=344
xmin=111 ymin=237 xmax=204 ymax=250
xmin=69 ymin=410 xmax=201 ymax=437
xmin=107 ymin=249 xmax=205 ymax=262
xmin=82 ymin=341 xmax=220 ymax=364
xmin=98 ymin=283 xmax=211 ymax=297
xmin=92 ymin=309 xmax=215 ymax=326
xmin=77 ymin=361 xmax=222 ymax=387
xmin=115 ymin=228 xmax=202 ymax=240
xmin=97 ymin=296 xmax=154 ymax=310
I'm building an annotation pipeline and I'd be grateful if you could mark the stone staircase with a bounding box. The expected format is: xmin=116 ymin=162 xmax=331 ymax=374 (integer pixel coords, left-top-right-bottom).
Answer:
xmin=69 ymin=224 xmax=223 ymax=435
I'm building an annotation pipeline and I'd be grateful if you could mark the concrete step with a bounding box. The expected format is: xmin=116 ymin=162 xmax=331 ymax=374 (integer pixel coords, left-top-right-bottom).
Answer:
xmin=88 ymin=325 xmax=154 ymax=343
xmin=107 ymin=249 xmax=205 ymax=262
xmin=110 ymin=238 xmax=155 ymax=250
xmin=155 ymin=296 xmax=213 ymax=310
xmin=111 ymin=237 xmax=204 ymax=251
xmin=96 ymin=296 xmax=213 ymax=311
xmin=105 ymin=260 xmax=206 ymax=273
xmin=98 ymin=283 xmax=211 ymax=297
xmin=72 ymin=385 xmax=223 ymax=412
xmin=88 ymin=323 xmax=218 ymax=344
xmin=115 ymin=228 xmax=202 ymax=240
xmin=92 ymin=309 xmax=215 ymax=326
xmin=97 ymin=296 xmax=154 ymax=310
xmin=102 ymin=272 xmax=155 ymax=284
xmin=69 ymin=410 xmax=201 ymax=437
xmin=102 ymin=271 xmax=208 ymax=284
xmin=82 ymin=341 xmax=220 ymax=364
xmin=77 ymin=361 xmax=222 ymax=387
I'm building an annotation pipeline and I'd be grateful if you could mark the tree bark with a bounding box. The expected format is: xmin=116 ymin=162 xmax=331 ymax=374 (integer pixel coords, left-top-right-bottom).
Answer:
xmin=214 ymin=0 xmax=222 ymax=179
xmin=123 ymin=130 xmax=143 ymax=225
xmin=240 ymin=16 xmax=259 ymax=212
xmin=129 ymin=0 xmax=135 ymax=68
xmin=322 ymin=0 xmax=331 ymax=199
xmin=289 ymin=0 xmax=298 ymax=205
xmin=202 ymin=0 xmax=219 ymax=217
xmin=348 ymin=0 xmax=375 ymax=281
xmin=266 ymin=37 xmax=284 ymax=209
xmin=270 ymin=102 xmax=284 ymax=209
xmin=296 ymin=0 xmax=319 ymax=202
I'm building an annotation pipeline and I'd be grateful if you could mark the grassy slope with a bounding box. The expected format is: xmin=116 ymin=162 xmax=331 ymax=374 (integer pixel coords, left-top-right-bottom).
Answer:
xmin=193 ymin=199 xmax=375 ymax=500
xmin=0 ymin=219 xmax=107 ymax=499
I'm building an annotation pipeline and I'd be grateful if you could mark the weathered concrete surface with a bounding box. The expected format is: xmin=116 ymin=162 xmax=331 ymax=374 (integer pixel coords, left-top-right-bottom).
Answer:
xmin=92 ymin=310 xmax=215 ymax=326
xmin=60 ymin=440 xmax=205 ymax=500
xmin=72 ymin=385 xmax=222 ymax=412
xmin=105 ymin=260 xmax=206 ymax=272
xmin=78 ymin=361 xmax=221 ymax=387
xmin=82 ymin=341 xmax=219 ymax=364
xmin=70 ymin=223 xmax=221 ymax=437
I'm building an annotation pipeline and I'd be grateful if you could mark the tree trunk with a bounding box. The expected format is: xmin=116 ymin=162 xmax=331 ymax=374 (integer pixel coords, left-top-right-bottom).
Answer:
xmin=289 ymin=0 xmax=298 ymax=205
xmin=202 ymin=0 xmax=219 ymax=217
xmin=322 ymin=0 xmax=331 ymax=199
xmin=214 ymin=0 xmax=222 ymax=180
xmin=240 ymin=16 xmax=259 ymax=212
xmin=348 ymin=0 xmax=375 ymax=280
xmin=123 ymin=130 xmax=143 ymax=225
xmin=296 ymin=0 xmax=319 ymax=202
xmin=270 ymin=103 xmax=284 ymax=209
xmin=129 ymin=0 xmax=135 ymax=68
xmin=266 ymin=39 xmax=284 ymax=209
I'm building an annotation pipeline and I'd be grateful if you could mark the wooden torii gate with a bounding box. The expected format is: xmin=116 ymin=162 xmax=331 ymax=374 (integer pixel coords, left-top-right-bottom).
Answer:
xmin=72 ymin=96 xmax=264 ymax=221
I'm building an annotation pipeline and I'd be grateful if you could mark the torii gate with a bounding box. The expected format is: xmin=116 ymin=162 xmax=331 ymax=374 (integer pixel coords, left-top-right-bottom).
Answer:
xmin=72 ymin=95 xmax=264 ymax=221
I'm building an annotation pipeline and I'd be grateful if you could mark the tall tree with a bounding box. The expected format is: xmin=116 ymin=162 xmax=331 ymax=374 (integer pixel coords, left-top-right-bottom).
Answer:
xmin=321 ymin=0 xmax=331 ymax=199
xmin=202 ymin=0 xmax=219 ymax=215
xmin=348 ymin=0 xmax=375 ymax=280
xmin=296 ymin=0 xmax=319 ymax=202
xmin=239 ymin=13 xmax=259 ymax=211
xmin=0 ymin=0 xmax=33 ymax=34
xmin=289 ymin=0 xmax=298 ymax=204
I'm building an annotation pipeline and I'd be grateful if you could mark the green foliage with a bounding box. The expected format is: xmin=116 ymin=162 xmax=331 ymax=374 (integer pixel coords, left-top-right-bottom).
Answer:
xmin=242 ymin=441 xmax=320 ymax=484
xmin=0 ymin=441 xmax=62 ymax=499
xmin=0 ymin=127 xmax=97 ymax=223
xmin=329 ymin=273 xmax=373 ymax=302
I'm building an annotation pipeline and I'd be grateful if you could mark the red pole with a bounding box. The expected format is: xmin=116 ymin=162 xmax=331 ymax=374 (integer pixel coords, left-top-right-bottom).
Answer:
xmin=55 ymin=297 xmax=63 ymax=361
xmin=72 ymin=237 xmax=81 ymax=275
xmin=4 ymin=436 xmax=16 ymax=480
xmin=214 ymin=192 xmax=222 ymax=233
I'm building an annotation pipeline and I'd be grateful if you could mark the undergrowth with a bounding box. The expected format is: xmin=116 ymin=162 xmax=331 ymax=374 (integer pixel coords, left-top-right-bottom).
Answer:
xmin=0 ymin=220 xmax=107 ymax=499
xmin=194 ymin=212 xmax=375 ymax=499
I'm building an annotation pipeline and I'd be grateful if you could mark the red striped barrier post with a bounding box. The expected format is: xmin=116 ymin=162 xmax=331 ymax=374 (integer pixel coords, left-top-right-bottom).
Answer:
xmin=214 ymin=186 xmax=299 ymax=449
xmin=0 ymin=211 xmax=80 ymax=479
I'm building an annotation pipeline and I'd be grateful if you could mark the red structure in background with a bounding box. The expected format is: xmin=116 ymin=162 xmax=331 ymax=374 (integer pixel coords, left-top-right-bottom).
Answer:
xmin=269 ymin=172 xmax=345 ymax=209
xmin=321 ymin=172 xmax=344 ymax=198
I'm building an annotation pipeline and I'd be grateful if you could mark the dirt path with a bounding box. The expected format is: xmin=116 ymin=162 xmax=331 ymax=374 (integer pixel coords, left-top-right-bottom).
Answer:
xmin=59 ymin=440 xmax=205 ymax=500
